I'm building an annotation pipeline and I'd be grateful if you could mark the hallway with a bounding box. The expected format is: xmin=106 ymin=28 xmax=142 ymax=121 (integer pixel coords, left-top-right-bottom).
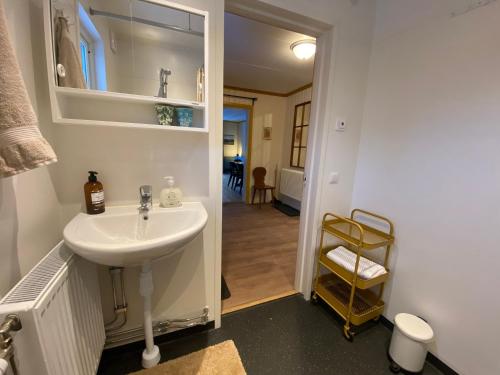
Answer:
xmin=222 ymin=203 xmax=299 ymax=312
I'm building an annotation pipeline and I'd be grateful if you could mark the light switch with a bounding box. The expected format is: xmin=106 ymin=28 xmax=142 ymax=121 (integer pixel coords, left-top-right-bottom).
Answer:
xmin=335 ymin=118 xmax=346 ymax=132
xmin=329 ymin=172 xmax=340 ymax=184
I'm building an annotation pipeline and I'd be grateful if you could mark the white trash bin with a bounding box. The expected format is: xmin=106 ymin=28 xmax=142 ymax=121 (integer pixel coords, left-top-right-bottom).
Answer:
xmin=389 ymin=313 xmax=434 ymax=373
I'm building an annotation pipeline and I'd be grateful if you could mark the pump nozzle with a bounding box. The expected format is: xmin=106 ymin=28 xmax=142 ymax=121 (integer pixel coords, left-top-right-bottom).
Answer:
xmin=88 ymin=171 xmax=98 ymax=182
xmin=163 ymin=176 xmax=175 ymax=188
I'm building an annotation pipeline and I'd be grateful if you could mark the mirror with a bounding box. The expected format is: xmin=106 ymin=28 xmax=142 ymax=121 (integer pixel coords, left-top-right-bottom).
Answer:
xmin=50 ymin=0 xmax=205 ymax=102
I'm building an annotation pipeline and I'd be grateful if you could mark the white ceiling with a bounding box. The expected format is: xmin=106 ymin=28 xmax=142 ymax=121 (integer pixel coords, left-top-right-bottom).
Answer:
xmin=224 ymin=13 xmax=315 ymax=94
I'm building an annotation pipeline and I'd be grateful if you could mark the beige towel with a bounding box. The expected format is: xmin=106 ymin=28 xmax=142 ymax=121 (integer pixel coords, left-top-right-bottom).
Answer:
xmin=55 ymin=14 xmax=86 ymax=89
xmin=0 ymin=1 xmax=57 ymax=178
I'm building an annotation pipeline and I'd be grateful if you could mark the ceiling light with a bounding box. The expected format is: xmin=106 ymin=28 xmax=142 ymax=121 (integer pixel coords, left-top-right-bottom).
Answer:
xmin=291 ymin=39 xmax=316 ymax=60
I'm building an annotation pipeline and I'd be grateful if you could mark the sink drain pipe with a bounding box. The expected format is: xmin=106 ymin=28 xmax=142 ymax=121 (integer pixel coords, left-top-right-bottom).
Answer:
xmin=104 ymin=266 xmax=210 ymax=348
xmin=105 ymin=267 xmax=128 ymax=333
xmin=105 ymin=307 xmax=210 ymax=346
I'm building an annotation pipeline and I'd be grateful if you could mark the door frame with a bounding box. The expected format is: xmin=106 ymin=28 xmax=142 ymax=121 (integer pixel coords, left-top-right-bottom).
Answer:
xmin=224 ymin=0 xmax=335 ymax=300
xmin=222 ymin=102 xmax=254 ymax=203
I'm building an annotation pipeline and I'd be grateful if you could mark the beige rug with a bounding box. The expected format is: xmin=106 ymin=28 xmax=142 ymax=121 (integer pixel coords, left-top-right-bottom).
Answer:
xmin=130 ymin=340 xmax=246 ymax=375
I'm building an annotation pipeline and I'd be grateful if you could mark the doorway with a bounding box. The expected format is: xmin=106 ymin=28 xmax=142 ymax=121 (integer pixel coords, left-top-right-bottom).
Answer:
xmin=222 ymin=105 xmax=252 ymax=204
xmin=221 ymin=11 xmax=316 ymax=313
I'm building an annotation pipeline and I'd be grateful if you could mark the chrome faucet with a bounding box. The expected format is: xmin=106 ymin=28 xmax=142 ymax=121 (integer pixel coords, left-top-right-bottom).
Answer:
xmin=157 ymin=68 xmax=171 ymax=98
xmin=139 ymin=185 xmax=152 ymax=220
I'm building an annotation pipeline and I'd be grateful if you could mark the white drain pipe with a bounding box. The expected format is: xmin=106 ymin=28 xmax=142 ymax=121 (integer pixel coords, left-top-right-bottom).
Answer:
xmin=139 ymin=260 xmax=161 ymax=368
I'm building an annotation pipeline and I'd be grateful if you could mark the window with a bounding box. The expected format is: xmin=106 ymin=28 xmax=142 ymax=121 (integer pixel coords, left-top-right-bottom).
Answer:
xmin=78 ymin=2 xmax=107 ymax=90
xmin=79 ymin=35 xmax=91 ymax=88
xmin=290 ymin=101 xmax=310 ymax=169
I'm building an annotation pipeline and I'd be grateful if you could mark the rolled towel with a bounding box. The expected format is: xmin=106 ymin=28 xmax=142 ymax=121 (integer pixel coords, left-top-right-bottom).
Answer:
xmin=326 ymin=246 xmax=387 ymax=280
xmin=0 ymin=1 xmax=57 ymax=178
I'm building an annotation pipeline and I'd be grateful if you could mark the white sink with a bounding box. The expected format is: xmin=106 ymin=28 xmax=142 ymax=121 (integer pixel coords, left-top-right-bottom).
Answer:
xmin=63 ymin=202 xmax=208 ymax=267
xmin=64 ymin=200 xmax=207 ymax=368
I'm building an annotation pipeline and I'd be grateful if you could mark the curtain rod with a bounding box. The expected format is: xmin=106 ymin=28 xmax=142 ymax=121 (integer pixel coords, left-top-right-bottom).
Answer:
xmin=88 ymin=7 xmax=203 ymax=37
xmin=223 ymin=94 xmax=258 ymax=103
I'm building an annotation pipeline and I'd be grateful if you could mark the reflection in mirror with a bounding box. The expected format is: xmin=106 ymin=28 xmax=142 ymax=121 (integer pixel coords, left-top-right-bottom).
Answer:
xmin=51 ymin=0 xmax=205 ymax=102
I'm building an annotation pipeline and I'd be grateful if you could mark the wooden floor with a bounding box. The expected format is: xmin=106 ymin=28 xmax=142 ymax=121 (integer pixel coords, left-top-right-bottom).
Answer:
xmin=223 ymin=173 xmax=243 ymax=203
xmin=222 ymin=202 xmax=300 ymax=312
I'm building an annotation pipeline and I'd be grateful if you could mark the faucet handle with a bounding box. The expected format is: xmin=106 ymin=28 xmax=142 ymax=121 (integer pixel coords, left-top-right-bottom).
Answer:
xmin=139 ymin=185 xmax=152 ymax=204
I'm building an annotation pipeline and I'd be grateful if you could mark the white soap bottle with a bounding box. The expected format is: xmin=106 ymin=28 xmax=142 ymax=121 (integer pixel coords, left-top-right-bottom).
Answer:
xmin=160 ymin=176 xmax=182 ymax=208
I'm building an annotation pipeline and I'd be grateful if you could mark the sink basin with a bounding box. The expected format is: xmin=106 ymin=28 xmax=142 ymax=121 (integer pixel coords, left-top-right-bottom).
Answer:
xmin=63 ymin=202 xmax=208 ymax=267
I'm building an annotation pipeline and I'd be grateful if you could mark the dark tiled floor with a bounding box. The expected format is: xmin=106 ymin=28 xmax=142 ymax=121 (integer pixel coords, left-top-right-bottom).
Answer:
xmin=98 ymin=295 xmax=443 ymax=375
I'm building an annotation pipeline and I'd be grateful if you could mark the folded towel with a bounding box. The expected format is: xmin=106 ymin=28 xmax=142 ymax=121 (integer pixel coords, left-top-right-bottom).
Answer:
xmin=326 ymin=246 xmax=387 ymax=280
xmin=0 ymin=1 xmax=57 ymax=178
xmin=55 ymin=14 xmax=85 ymax=89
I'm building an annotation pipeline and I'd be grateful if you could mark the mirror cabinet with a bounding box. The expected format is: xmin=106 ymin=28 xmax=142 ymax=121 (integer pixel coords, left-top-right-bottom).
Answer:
xmin=44 ymin=0 xmax=208 ymax=131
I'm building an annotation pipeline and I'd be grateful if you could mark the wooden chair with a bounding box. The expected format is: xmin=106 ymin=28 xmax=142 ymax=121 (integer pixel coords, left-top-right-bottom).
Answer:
xmin=233 ymin=163 xmax=244 ymax=193
xmin=227 ymin=162 xmax=237 ymax=187
xmin=251 ymin=167 xmax=275 ymax=208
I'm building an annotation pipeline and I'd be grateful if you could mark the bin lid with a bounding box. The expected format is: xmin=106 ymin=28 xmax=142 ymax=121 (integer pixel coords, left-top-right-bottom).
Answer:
xmin=395 ymin=313 xmax=434 ymax=342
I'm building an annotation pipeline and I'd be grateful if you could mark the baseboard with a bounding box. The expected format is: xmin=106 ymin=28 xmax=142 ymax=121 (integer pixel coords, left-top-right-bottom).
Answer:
xmin=222 ymin=290 xmax=298 ymax=314
xmin=380 ymin=316 xmax=459 ymax=375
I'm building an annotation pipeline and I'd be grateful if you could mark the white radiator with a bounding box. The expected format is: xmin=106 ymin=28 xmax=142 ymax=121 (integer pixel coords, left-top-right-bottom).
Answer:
xmin=279 ymin=168 xmax=304 ymax=201
xmin=0 ymin=241 xmax=105 ymax=375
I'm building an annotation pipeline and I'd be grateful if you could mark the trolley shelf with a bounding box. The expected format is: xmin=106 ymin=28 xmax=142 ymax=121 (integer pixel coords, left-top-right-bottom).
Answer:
xmin=315 ymin=274 xmax=384 ymax=326
xmin=319 ymin=245 xmax=389 ymax=290
xmin=322 ymin=219 xmax=394 ymax=250
xmin=313 ymin=209 xmax=394 ymax=340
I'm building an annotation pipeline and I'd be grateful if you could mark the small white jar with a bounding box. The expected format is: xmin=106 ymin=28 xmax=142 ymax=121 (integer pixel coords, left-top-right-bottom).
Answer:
xmin=389 ymin=313 xmax=434 ymax=373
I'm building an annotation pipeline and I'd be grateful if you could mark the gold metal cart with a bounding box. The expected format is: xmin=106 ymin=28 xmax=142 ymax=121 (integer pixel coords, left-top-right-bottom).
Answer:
xmin=312 ymin=209 xmax=395 ymax=341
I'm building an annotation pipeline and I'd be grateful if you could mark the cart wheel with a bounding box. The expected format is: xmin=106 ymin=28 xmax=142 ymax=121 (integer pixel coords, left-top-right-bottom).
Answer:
xmin=389 ymin=361 xmax=400 ymax=373
xmin=311 ymin=293 xmax=318 ymax=304
xmin=343 ymin=327 xmax=354 ymax=342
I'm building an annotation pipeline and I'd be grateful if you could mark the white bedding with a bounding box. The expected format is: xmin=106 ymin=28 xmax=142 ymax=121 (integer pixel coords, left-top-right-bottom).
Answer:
xmin=326 ymin=246 xmax=387 ymax=280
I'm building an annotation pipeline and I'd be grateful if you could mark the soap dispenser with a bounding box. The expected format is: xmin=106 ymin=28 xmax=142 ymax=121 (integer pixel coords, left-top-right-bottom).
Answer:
xmin=84 ymin=171 xmax=105 ymax=214
xmin=160 ymin=176 xmax=182 ymax=208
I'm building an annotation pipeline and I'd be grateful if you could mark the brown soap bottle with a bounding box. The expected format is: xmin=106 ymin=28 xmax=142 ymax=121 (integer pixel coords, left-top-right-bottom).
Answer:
xmin=84 ymin=171 xmax=105 ymax=214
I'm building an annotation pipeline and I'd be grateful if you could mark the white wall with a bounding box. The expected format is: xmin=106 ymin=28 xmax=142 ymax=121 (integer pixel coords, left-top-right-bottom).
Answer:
xmin=352 ymin=1 xmax=500 ymax=374
xmin=0 ymin=0 xmax=63 ymax=297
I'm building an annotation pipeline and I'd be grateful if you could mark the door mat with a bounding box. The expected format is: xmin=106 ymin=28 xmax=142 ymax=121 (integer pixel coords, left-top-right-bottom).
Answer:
xmin=130 ymin=340 xmax=246 ymax=375
xmin=273 ymin=200 xmax=300 ymax=217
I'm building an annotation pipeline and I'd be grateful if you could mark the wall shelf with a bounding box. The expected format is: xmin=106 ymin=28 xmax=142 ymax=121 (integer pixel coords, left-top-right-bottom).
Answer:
xmin=54 ymin=87 xmax=205 ymax=110
xmin=53 ymin=87 xmax=206 ymax=131
xmin=54 ymin=118 xmax=208 ymax=133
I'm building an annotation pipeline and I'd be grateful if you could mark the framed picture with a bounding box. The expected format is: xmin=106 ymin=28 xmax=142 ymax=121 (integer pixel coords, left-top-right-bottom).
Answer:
xmin=263 ymin=126 xmax=272 ymax=140
xmin=223 ymin=134 xmax=235 ymax=145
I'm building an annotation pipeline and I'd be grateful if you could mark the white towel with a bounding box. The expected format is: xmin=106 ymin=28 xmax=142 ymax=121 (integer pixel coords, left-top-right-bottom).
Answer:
xmin=0 ymin=1 xmax=57 ymax=178
xmin=326 ymin=246 xmax=387 ymax=280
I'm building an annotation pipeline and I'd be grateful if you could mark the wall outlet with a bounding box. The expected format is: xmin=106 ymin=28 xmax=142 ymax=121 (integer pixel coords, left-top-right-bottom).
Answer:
xmin=329 ymin=172 xmax=340 ymax=184
xmin=335 ymin=118 xmax=346 ymax=132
